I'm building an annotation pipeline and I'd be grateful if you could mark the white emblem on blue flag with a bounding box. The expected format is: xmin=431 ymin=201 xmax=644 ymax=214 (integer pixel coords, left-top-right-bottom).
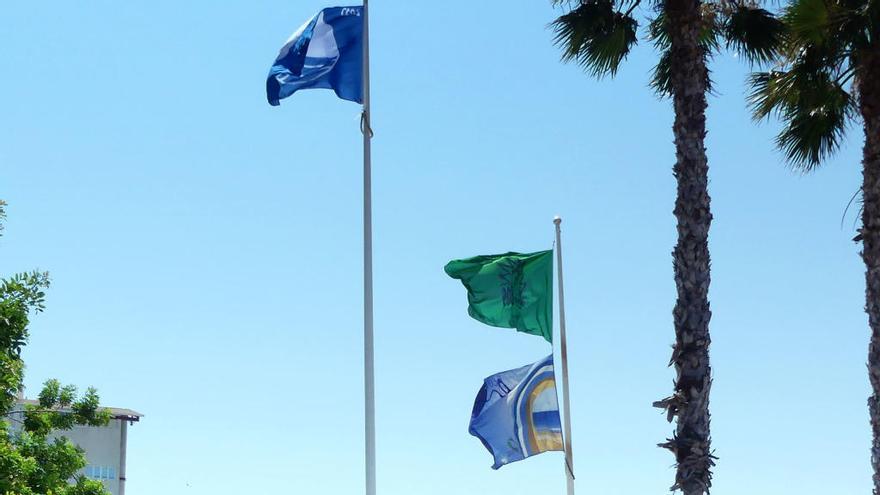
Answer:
xmin=306 ymin=12 xmax=340 ymax=60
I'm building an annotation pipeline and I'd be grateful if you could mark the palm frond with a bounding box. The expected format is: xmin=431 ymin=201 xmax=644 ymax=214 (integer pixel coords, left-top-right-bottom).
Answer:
xmin=785 ymin=0 xmax=833 ymax=45
xmin=648 ymin=13 xmax=671 ymax=48
xmin=776 ymin=96 xmax=852 ymax=169
xmin=748 ymin=70 xmax=788 ymax=119
xmin=552 ymin=0 xmax=640 ymax=77
xmin=724 ymin=6 xmax=786 ymax=64
xmin=837 ymin=0 xmax=874 ymax=52
xmin=783 ymin=0 xmax=873 ymax=68
xmin=750 ymin=61 xmax=855 ymax=169
xmin=651 ymin=48 xmax=674 ymax=95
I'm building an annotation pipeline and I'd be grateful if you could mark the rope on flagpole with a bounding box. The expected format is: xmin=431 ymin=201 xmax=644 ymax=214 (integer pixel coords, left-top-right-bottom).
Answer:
xmin=361 ymin=111 xmax=374 ymax=138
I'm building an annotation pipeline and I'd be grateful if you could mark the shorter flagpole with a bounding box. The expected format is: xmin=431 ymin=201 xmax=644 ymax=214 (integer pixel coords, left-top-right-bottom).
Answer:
xmin=554 ymin=216 xmax=575 ymax=495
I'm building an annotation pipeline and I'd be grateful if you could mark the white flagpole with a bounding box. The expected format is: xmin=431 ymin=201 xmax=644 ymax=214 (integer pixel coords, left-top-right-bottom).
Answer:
xmin=362 ymin=2 xmax=376 ymax=495
xmin=553 ymin=216 xmax=575 ymax=495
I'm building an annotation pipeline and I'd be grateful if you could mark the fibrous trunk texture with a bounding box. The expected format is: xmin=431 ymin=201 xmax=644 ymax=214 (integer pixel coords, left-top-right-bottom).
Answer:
xmin=861 ymin=50 xmax=880 ymax=495
xmin=652 ymin=0 xmax=714 ymax=492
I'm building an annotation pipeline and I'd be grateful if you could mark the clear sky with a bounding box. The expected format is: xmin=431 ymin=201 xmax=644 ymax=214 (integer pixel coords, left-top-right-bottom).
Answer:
xmin=0 ymin=1 xmax=869 ymax=494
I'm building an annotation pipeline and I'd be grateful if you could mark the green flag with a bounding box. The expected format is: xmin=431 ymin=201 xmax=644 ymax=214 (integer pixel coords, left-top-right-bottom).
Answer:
xmin=444 ymin=250 xmax=553 ymax=343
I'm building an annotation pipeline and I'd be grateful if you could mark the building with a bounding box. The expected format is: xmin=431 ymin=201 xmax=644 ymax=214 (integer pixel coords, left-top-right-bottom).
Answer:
xmin=12 ymin=399 xmax=142 ymax=495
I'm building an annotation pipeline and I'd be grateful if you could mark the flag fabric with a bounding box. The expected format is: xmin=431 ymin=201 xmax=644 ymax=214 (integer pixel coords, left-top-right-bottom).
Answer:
xmin=267 ymin=6 xmax=364 ymax=106
xmin=469 ymin=354 xmax=563 ymax=469
xmin=444 ymin=250 xmax=553 ymax=343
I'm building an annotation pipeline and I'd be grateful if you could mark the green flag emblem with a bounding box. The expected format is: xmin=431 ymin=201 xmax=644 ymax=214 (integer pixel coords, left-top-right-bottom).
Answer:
xmin=444 ymin=250 xmax=553 ymax=342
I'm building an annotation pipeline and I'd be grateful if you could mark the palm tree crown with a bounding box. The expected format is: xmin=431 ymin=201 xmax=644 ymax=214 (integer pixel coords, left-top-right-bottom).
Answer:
xmin=551 ymin=0 xmax=784 ymax=92
xmin=749 ymin=0 xmax=877 ymax=168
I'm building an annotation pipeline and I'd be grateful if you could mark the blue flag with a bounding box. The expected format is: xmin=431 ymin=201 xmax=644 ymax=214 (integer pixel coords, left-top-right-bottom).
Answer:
xmin=267 ymin=6 xmax=364 ymax=106
xmin=469 ymin=355 xmax=564 ymax=469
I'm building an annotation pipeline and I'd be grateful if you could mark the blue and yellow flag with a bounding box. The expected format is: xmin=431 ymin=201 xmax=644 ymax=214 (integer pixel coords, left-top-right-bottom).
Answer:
xmin=469 ymin=354 xmax=563 ymax=469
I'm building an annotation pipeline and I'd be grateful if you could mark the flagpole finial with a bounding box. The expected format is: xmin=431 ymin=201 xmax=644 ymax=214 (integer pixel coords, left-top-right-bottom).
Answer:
xmin=553 ymin=216 xmax=562 ymax=226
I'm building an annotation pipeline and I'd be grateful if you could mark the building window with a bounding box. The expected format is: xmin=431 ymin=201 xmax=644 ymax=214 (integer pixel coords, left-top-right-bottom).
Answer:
xmin=84 ymin=465 xmax=117 ymax=480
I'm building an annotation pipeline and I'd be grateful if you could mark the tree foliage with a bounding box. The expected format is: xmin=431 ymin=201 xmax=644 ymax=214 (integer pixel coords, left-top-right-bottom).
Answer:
xmin=551 ymin=0 xmax=785 ymax=96
xmin=748 ymin=0 xmax=877 ymax=168
xmin=0 ymin=201 xmax=111 ymax=495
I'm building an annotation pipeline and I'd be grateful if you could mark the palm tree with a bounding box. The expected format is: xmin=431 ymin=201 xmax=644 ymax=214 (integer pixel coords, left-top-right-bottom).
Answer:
xmin=749 ymin=0 xmax=879 ymax=489
xmin=551 ymin=1 xmax=783 ymax=492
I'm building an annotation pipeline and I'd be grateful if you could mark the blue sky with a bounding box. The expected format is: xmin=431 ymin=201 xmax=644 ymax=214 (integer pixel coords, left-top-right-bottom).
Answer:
xmin=0 ymin=1 xmax=869 ymax=494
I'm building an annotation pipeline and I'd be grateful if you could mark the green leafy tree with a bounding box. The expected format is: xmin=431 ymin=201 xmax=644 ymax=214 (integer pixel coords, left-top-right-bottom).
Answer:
xmin=0 ymin=200 xmax=112 ymax=495
xmin=748 ymin=0 xmax=879 ymax=489
xmin=550 ymin=1 xmax=783 ymax=492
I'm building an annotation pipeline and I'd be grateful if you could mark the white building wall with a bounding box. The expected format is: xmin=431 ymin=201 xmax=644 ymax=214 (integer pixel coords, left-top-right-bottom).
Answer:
xmin=56 ymin=420 xmax=124 ymax=495
xmin=8 ymin=401 xmax=139 ymax=495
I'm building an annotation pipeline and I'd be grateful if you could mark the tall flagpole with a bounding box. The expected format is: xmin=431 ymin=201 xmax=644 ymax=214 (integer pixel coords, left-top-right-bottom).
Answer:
xmin=554 ymin=216 xmax=575 ymax=495
xmin=362 ymin=2 xmax=376 ymax=495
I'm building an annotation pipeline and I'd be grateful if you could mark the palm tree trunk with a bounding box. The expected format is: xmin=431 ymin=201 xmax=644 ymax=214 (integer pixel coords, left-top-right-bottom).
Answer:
xmin=860 ymin=51 xmax=880 ymax=495
xmin=653 ymin=0 xmax=714 ymax=492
